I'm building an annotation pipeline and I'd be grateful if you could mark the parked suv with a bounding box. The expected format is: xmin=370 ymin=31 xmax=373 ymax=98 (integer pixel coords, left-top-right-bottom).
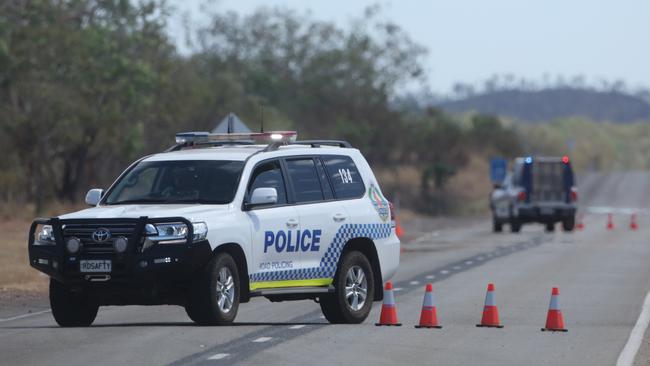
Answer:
xmin=28 ymin=131 xmax=400 ymax=326
xmin=490 ymin=156 xmax=577 ymax=232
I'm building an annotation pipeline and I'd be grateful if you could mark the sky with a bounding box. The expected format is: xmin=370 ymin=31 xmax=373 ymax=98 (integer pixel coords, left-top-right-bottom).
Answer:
xmin=167 ymin=0 xmax=650 ymax=94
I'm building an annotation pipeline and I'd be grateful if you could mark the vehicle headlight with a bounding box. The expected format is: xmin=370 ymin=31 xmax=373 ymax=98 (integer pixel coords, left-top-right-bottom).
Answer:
xmin=143 ymin=222 xmax=208 ymax=248
xmin=35 ymin=225 xmax=56 ymax=245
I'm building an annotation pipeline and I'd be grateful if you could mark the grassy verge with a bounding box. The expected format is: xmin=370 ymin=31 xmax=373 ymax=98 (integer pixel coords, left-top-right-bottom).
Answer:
xmin=0 ymin=218 xmax=48 ymax=291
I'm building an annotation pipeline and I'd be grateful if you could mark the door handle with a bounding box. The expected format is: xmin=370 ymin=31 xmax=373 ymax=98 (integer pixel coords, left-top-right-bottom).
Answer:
xmin=332 ymin=213 xmax=347 ymax=222
xmin=286 ymin=219 xmax=299 ymax=228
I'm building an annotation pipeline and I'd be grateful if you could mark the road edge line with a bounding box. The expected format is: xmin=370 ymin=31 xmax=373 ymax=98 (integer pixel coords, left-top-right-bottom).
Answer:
xmin=616 ymin=290 xmax=650 ymax=366
xmin=0 ymin=309 xmax=51 ymax=323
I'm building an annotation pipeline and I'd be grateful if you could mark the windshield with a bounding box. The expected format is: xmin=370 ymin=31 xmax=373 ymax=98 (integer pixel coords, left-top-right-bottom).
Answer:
xmin=104 ymin=160 xmax=244 ymax=205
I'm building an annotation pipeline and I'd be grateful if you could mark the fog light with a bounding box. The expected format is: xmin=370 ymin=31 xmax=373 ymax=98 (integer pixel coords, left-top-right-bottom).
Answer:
xmin=113 ymin=236 xmax=128 ymax=253
xmin=66 ymin=237 xmax=81 ymax=254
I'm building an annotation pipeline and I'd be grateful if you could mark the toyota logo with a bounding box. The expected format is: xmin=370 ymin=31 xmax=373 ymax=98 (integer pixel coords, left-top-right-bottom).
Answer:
xmin=92 ymin=228 xmax=111 ymax=243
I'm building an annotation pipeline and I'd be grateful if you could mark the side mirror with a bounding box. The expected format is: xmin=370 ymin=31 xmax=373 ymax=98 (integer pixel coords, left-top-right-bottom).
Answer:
xmin=85 ymin=189 xmax=104 ymax=206
xmin=246 ymin=187 xmax=278 ymax=209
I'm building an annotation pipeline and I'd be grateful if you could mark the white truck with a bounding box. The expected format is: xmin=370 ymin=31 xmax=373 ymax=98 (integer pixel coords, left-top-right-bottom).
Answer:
xmin=28 ymin=131 xmax=400 ymax=326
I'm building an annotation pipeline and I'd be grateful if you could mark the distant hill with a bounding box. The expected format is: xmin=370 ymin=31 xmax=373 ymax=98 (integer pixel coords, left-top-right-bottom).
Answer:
xmin=437 ymin=88 xmax=650 ymax=123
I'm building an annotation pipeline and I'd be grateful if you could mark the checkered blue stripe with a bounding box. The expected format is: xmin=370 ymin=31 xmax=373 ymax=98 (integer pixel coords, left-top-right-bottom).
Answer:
xmin=250 ymin=223 xmax=392 ymax=283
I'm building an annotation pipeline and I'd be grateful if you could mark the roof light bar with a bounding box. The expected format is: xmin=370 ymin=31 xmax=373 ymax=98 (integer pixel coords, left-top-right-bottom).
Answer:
xmin=175 ymin=131 xmax=298 ymax=145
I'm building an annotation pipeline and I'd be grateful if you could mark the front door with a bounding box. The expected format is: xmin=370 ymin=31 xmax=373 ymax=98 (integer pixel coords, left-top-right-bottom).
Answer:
xmin=246 ymin=159 xmax=301 ymax=290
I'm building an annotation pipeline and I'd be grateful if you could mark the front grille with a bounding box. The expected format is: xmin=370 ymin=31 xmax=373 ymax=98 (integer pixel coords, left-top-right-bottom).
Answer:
xmin=62 ymin=222 xmax=137 ymax=254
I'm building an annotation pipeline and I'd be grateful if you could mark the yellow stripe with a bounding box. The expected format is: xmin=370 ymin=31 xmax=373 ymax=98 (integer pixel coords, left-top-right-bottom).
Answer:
xmin=250 ymin=278 xmax=333 ymax=291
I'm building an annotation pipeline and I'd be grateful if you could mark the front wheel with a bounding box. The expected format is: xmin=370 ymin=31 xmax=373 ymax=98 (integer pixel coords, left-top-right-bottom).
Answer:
xmin=545 ymin=223 xmax=556 ymax=232
xmin=49 ymin=279 xmax=98 ymax=327
xmin=185 ymin=253 xmax=240 ymax=325
xmin=320 ymin=250 xmax=375 ymax=324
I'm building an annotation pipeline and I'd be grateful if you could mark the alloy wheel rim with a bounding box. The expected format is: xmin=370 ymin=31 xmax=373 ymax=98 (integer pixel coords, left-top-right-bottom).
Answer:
xmin=345 ymin=265 xmax=368 ymax=311
xmin=216 ymin=267 xmax=235 ymax=313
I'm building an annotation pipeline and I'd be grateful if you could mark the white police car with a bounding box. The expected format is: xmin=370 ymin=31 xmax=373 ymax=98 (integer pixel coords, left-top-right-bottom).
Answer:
xmin=28 ymin=131 xmax=400 ymax=326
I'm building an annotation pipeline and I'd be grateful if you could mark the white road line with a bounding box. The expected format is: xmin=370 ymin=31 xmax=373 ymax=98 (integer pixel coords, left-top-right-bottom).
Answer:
xmin=440 ymin=270 xmax=449 ymax=274
xmin=252 ymin=337 xmax=272 ymax=343
xmin=453 ymin=266 xmax=461 ymax=270
xmin=207 ymin=354 xmax=229 ymax=360
xmin=0 ymin=309 xmax=51 ymax=323
xmin=616 ymin=290 xmax=650 ymax=366
xmin=393 ymin=287 xmax=403 ymax=291
xmin=465 ymin=261 xmax=473 ymax=265
xmin=409 ymin=281 xmax=420 ymax=285
xmin=477 ymin=257 xmax=484 ymax=261
xmin=289 ymin=325 xmax=305 ymax=330
xmin=426 ymin=275 xmax=435 ymax=279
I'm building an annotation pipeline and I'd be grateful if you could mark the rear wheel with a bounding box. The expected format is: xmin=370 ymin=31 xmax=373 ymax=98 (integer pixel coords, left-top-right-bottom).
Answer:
xmin=320 ymin=250 xmax=375 ymax=324
xmin=510 ymin=220 xmax=522 ymax=233
xmin=49 ymin=279 xmax=98 ymax=327
xmin=185 ymin=253 xmax=240 ymax=325
xmin=545 ymin=222 xmax=556 ymax=232
xmin=562 ymin=216 xmax=575 ymax=232
xmin=492 ymin=216 xmax=503 ymax=233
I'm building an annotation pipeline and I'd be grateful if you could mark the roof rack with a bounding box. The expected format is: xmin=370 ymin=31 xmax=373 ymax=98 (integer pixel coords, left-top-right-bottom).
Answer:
xmin=292 ymin=140 xmax=353 ymax=148
xmin=165 ymin=140 xmax=254 ymax=152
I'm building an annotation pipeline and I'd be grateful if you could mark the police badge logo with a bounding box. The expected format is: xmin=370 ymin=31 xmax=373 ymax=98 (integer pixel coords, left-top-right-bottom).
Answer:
xmin=368 ymin=184 xmax=389 ymax=222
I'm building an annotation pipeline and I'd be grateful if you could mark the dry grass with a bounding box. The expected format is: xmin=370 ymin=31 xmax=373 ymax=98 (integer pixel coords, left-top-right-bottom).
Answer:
xmin=0 ymin=202 xmax=84 ymax=292
xmin=0 ymin=218 xmax=48 ymax=291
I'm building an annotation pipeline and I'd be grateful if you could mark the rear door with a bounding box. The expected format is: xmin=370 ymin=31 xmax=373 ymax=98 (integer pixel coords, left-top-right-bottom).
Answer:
xmin=283 ymin=156 xmax=350 ymax=286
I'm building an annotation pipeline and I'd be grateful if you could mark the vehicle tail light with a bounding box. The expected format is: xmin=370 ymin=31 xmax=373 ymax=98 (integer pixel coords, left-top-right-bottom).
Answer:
xmin=517 ymin=191 xmax=526 ymax=202
xmin=570 ymin=187 xmax=578 ymax=202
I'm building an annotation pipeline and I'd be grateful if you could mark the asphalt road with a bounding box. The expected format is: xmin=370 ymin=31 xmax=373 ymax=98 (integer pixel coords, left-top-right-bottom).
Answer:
xmin=2 ymin=171 xmax=650 ymax=366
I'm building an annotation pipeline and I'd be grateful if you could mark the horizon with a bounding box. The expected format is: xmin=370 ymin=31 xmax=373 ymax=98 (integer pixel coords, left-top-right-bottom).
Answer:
xmin=167 ymin=0 xmax=650 ymax=95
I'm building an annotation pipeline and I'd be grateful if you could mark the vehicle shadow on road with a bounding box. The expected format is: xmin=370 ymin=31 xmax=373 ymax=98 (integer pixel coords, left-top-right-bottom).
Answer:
xmin=0 ymin=321 xmax=327 ymax=329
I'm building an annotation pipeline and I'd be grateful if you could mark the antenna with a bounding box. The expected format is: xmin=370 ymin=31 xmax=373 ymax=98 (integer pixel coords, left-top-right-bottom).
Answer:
xmin=260 ymin=104 xmax=265 ymax=133
xmin=227 ymin=112 xmax=234 ymax=134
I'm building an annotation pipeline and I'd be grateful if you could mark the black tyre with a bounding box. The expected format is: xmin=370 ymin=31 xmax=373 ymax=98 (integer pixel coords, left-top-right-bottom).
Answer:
xmin=493 ymin=216 xmax=503 ymax=233
xmin=185 ymin=253 xmax=240 ymax=325
xmin=49 ymin=279 xmax=98 ymax=327
xmin=510 ymin=220 xmax=522 ymax=233
xmin=320 ymin=250 xmax=375 ymax=324
xmin=545 ymin=223 xmax=556 ymax=232
xmin=562 ymin=216 xmax=575 ymax=232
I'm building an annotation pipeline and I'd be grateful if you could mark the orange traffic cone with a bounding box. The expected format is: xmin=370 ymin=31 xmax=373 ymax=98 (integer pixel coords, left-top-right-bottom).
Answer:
xmin=541 ymin=287 xmax=567 ymax=332
xmin=395 ymin=215 xmax=405 ymax=238
xmin=630 ymin=213 xmax=638 ymax=231
xmin=375 ymin=281 xmax=402 ymax=326
xmin=415 ymin=283 xmax=442 ymax=329
xmin=576 ymin=214 xmax=584 ymax=230
xmin=476 ymin=283 xmax=503 ymax=328
xmin=607 ymin=213 xmax=614 ymax=230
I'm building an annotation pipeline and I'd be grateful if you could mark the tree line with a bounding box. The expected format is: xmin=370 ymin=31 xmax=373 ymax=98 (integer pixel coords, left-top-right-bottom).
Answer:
xmin=0 ymin=1 xmax=521 ymax=214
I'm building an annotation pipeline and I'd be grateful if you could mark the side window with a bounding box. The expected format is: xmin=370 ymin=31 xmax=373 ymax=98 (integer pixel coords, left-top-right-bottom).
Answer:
xmin=315 ymin=158 xmax=334 ymax=200
xmin=285 ymin=158 xmax=324 ymax=203
xmin=248 ymin=160 xmax=287 ymax=205
xmin=322 ymin=155 xmax=365 ymax=199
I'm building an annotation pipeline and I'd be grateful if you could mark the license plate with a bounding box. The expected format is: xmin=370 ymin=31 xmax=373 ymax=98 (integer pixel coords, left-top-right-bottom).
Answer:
xmin=80 ymin=260 xmax=112 ymax=273
xmin=540 ymin=208 xmax=554 ymax=215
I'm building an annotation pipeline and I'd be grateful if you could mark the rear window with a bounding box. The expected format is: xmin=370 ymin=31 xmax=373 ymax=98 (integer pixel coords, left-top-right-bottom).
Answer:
xmin=285 ymin=158 xmax=324 ymax=203
xmin=322 ymin=155 xmax=365 ymax=199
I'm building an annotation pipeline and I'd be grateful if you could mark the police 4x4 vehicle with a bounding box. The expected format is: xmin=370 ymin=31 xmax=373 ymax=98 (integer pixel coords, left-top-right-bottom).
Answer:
xmin=490 ymin=156 xmax=577 ymax=233
xmin=28 ymin=131 xmax=400 ymax=326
